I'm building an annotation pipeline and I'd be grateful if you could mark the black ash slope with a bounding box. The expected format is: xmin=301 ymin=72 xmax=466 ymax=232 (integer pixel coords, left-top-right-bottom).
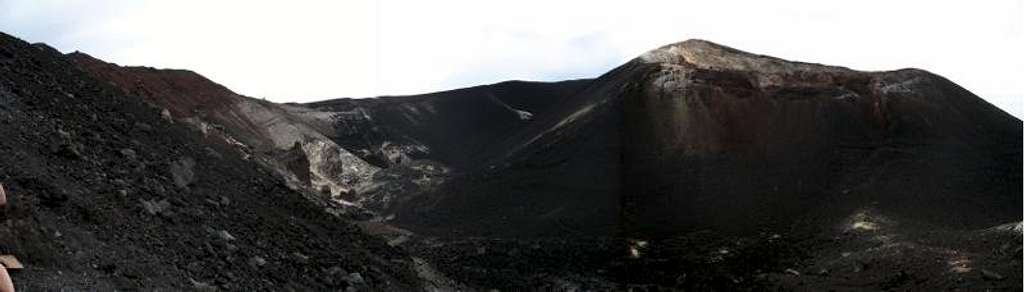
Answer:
xmin=307 ymin=79 xmax=593 ymax=170
xmin=387 ymin=40 xmax=1022 ymax=240
xmin=380 ymin=40 xmax=1022 ymax=290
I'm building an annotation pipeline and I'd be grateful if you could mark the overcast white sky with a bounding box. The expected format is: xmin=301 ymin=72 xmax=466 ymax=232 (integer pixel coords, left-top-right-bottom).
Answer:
xmin=1 ymin=0 xmax=1021 ymax=117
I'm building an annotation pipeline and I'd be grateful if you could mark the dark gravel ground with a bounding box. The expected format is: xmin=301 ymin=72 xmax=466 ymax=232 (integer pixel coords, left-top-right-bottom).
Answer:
xmin=402 ymin=220 xmax=1021 ymax=291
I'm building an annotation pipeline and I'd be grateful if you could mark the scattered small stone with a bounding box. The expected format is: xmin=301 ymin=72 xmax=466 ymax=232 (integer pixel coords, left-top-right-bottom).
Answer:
xmin=784 ymin=268 xmax=801 ymax=276
xmin=160 ymin=108 xmax=173 ymax=122
xmin=387 ymin=235 xmax=409 ymax=247
xmin=981 ymin=269 xmax=1004 ymax=281
xmin=815 ymin=268 xmax=829 ymax=276
xmin=111 ymin=179 xmax=128 ymax=187
xmin=146 ymin=180 xmax=167 ymax=195
xmin=345 ymin=272 xmax=365 ymax=284
xmin=326 ymin=266 xmax=348 ymax=276
xmin=133 ymin=122 xmax=153 ymax=133
xmin=117 ymin=189 xmax=128 ymax=197
xmin=119 ymin=148 xmax=137 ymax=160
xmin=204 ymin=198 xmax=220 ymax=207
xmin=169 ymin=157 xmax=196 ymax=189
xmin=291 ymin=252 xmax=309 ymax=264
xmin=248 ymin=256 xmax=267 ymax=268
xmin=185 ymin=261 xmax=204 ymax=273
xmin=189 ymin=277 xmax=218 ymax=292
xmin=55 ymin=142 xmax=83 ymax=159
xmin=852 ymin=262 xmax=866 ymax=273
xmin=140 ymin=199 xmax=170 ymax=215
xmin=204 ymin=147 xmax=223 ymax=160
xmin=216 ymin=230 xmax=236 ymax=241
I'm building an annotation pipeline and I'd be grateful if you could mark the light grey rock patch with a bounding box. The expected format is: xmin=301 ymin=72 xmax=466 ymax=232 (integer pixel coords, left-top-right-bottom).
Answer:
xmin=169 ymin=157 xmax=196 ymax=189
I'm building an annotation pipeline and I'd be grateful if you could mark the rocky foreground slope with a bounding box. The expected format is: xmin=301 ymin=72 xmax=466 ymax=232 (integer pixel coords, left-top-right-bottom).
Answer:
xmin=0 ymin=32 xmax=439 ymax=291
xmin=4 ymin=30 xmax=1020 ymax=290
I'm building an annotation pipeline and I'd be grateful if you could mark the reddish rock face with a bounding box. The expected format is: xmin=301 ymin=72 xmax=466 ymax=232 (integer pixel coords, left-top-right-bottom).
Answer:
xmin=68 ymin=52 xmax=242 ymax=119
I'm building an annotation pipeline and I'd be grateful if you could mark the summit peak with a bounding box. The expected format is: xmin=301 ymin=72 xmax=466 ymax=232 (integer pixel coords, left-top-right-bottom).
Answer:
xmin=638 ymin=39 xmax=851 ymax=74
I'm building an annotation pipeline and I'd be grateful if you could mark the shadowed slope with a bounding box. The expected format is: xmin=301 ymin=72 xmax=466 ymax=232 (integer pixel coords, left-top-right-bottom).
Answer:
xmin=389 ymin=39 xmax=1021 ymax=239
